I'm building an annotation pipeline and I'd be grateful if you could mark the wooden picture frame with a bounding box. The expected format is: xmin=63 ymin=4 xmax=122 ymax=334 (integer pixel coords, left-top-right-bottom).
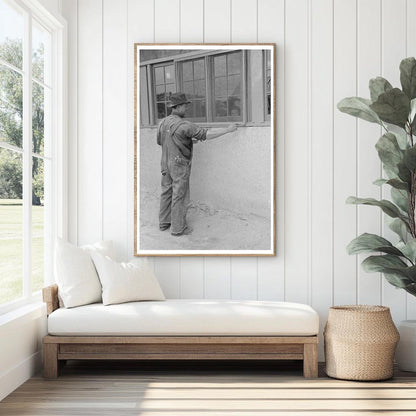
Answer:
xmin=134 ymin=44 xmax=276 ymax=256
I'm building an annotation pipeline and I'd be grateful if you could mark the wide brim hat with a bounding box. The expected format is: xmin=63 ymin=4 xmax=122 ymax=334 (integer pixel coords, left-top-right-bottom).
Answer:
xmin=167 ymin=92 xmax=191 ymax=108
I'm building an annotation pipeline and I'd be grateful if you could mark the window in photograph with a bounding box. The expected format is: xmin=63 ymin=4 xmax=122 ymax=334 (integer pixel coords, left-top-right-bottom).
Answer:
xmin=265 ymin=50 xmax=271 ymax=120
xmin=154 ymin=63 xmax=176 ymax=121
xmin=213 ymin=51 xmax=243 ymax=122
xmin=181 ymin=58 xmax=206 ymax=122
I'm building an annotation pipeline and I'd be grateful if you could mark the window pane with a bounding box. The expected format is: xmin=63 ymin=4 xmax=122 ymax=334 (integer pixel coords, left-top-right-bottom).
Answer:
xmin=215 ymin=99 xmax=227 ymax=117
xmin=214 ymin=55 xmax=226 ymax=76
xmin=0 ymin=0 xmax=24 ymax=69
xmin=157 ymin=102 xmax=166 ymax=119
xmin=165 ymin=83 xmax=175 ymax=95
xmin=183 ymin=80 xmax=193 ymax=95
xmin=194 ymin=80 xmax=205 ymax=98
xmin=182 ymin=61 xmax=192 ymax=81
xmin=32 ymin=82 xmax=44 ymax=155
xmin=0 ymin=65 xmax=23 ymax=148
xmin=229 ymin=97 xmax=241 ymax=117
xmin=165 ymin=65 xmax=175 ymax=83
xmin=193 ymin=59 xmax=205 ymax=80
xmin=32 ymin=20 xmax=51 ymax=85
xmin=0 ymin=147 xmax=23 ymax=305
xmin=214 ymin=77 xmax=226 ymax=96
xmin=32 ymin=156 xmax=44 ymax=293
xmin=228 ymin=74 xmax=241 ymax=96
xmin=194 ymin=100 xmax=206 ymax=119
xmin=155 ymin=84 xmax=165 ymax=101
xmin=228 ymin=52 xmax=242 ymax=74
xmin=155 ymin=66 xmax=164 ymax=85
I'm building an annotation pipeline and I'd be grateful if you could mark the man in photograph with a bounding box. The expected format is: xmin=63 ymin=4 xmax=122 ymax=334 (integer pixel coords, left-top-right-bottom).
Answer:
xmin=157 ymin=92 xmax=237 ymax=237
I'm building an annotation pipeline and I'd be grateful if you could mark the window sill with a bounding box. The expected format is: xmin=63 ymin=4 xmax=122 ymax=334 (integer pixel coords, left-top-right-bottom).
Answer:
xmin=140 ymin=121 xmax=272 ymax=129
xmin=0 ymin=293 xmax=44 ymax=322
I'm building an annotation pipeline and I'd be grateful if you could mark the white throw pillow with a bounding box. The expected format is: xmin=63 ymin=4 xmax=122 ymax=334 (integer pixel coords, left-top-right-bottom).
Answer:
xmin=55 ymin=239 xmax=114 ymax=308
xmin=90 ymin=252 xmax=165 ymax=306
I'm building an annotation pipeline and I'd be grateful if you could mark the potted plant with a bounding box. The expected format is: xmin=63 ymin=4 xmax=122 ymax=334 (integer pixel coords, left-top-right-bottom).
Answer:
xmin=337 ymin=57 xmax=416 ymax=371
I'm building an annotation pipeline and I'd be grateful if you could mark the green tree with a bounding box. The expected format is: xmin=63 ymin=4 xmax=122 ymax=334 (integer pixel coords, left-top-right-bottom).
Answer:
xmin=0 ymin=38 xmax=44 ymax=205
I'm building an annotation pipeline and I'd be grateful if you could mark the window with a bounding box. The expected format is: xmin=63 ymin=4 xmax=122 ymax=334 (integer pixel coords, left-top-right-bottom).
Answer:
xmin=264 ymin=50 xmax=271 ymax=119
xmin=182 ymin=58 xmax=206 ymax=122
xmin=154 ymin=63 xmax=176 ymax=120
xmin=0 ymin=0 xmax=65 ymax=312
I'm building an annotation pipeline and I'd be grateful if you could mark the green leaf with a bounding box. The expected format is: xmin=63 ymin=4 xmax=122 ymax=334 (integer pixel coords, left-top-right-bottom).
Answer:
xmin=347 ymin=233 xmax=404 ymax=256
xmin=373 ymin=178 xmax=388 ymax=186
xmin=369 ymin=77 xmax=393 ymax=102
xmin=394 ymin=130 xmax=410 ymax=150
xmin=391 ymin=187 xmax=409 ymax=213
xmin=397 ymin=240 xmax=416 ymax=263
xmin=337 ymin=97 xmax=383 ymax=125
xmin=398 ymin=161 xmax=412 ymax=185
xmin=375 ymin=132 xmax=404 ymax=173
xmin=346 ymin=196 xmax=406 ymax=219
xmin=400 ymin=57 xmax=416 ymax=100
xmin=362 ymin=254 xmax=408 ymax=272
xmin=387 ymin=179 xmax=410 ymax=191
xmin=389 ymin=217 xmax=410 ymax=241
xmin=403 ymin=146 xmax=416 ymax=172
xmin=370 ymin=88 xmax=410 ymax=128
xmin=383 ymin=272 xmax=412 ymax=288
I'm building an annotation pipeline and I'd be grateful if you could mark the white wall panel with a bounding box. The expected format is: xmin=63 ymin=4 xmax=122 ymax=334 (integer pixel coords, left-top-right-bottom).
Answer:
xmin=77 ymin=0 xmax=103 ymax=245
xmin=356 ymin=0 xmax=382 ymax=305
xmin=381 ymin=0 xmax=407 ymax=323
xmin=310 ymin=0 xmax=333 ymax=359
xmin=62 ymin=0 xmax=416 ymax=358
xmin=257 ymin=0 xmax=285 ymax=301
xmin=407 ymin=0 xmax=416 ymax=319
xmin=284 ymin=0 xmax=309 ymax=304
xmin=103 ymin=0 xmax=128 ymax=260
xmin=333 ymin=0 xmax=357 ymax=305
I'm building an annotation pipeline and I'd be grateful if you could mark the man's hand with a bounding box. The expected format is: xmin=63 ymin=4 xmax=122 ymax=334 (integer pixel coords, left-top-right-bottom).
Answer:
xmin=226 ymin=123 xmax=238 ymax=133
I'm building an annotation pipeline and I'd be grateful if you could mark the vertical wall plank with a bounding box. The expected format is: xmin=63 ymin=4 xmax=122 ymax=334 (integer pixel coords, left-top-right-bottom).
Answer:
xmin=356 ymin=0 xmax=382 ymax=305
xmin=229 ymin=0 xmax=259 ymax=300
xmin=310 ymin=0 xmax=333 ymax=359
xmin=154 ymin=257 xmax=181 ymax=298
xmin=180 ymin=0 xmax=203 ymax=43
xmin=257 ymin=0 xmax=285 ymax=301
xmin=333 ymin=0 xmax=357 ymax=305
xmin=204 ymin=0 xmax=231 ymax=42
xmin=180 ymin=258 xmax=204 ymax=298
xmin=231 ymin=0 xmax=257 ymax=42
xmin=407 ymin=0 xmax=416 ymax=319
xmin=205 ymin=258 xmax=231 ymax=298
xmin=103 ymin=0 xmax=128 ymax=260
xmin=61 ymin=0 xmax=77 ymax=245
xmin=284 ymin=0 xmax=309 ymax=304
xmin=203 ymin=0 xmax=232 ymax=298
xmin=155 ymin=0 xmax=180 ymax=42
xmin=178 ymin=0 xmax=205 ymax=297
xmin=77 ymin=0 xmax=103 ymax=245
xmin=381 ymin=0 xmax=407 ymax=322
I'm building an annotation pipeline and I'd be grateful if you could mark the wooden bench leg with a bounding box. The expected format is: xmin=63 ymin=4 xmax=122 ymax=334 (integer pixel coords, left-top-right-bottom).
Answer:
xmin=303 ymin=343 xmax=318 ymax=379
xmin=44 ymin=343 xmax=59 ymax=379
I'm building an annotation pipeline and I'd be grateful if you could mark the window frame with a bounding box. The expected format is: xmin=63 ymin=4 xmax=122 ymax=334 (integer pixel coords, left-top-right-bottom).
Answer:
xmin=0 ymin=0 xmax=67 ymax=315
xmin=141 ymin=49 xmax=249 ymax=126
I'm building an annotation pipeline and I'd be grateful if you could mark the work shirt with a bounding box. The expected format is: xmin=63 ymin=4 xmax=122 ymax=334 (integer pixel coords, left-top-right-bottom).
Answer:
xmin=157 ymin=114 xmax=207 ymax=175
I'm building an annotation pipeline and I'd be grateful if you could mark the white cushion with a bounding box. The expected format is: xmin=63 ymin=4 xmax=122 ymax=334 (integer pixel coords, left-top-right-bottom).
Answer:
xmin=47 ymin=299 xmax=319 ymax=336
xmin=54 ymin=239 xmax=114 ymax=308
xmin=90 ymin=253 xmax=165 ymax=305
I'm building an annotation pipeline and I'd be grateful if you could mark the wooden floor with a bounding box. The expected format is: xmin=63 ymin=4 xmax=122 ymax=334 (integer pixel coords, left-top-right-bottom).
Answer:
xmin=1 ymin=360 xmax=416 ymax=415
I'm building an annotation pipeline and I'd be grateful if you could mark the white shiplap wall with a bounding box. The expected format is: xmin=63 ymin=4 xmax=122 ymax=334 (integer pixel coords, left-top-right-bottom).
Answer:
xmin=61 ymin=0 xmax=416 ymax=357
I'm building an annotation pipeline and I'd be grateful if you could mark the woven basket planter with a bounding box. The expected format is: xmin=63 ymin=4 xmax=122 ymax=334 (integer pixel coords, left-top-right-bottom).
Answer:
xmin=324 ymin=305 xmax=399 ymax=381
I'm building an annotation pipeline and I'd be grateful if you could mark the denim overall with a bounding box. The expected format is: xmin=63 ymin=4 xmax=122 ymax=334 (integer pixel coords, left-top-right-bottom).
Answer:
xmin=157 ymin=115 xmax=207 ymax=235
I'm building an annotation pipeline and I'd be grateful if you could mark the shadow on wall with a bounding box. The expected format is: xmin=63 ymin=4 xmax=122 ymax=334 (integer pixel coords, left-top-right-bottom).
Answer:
xmin=139 ymin=125 xmax=272 ymax=220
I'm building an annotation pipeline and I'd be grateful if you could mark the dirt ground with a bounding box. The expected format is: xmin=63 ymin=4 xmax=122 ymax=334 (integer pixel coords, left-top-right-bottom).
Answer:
xmin=139 ymin=192 xmax=271 ymax=251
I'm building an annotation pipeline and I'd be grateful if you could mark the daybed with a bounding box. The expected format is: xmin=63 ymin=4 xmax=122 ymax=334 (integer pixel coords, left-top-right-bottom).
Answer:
xmin=42 ymin=284 xmax=320 ymax=379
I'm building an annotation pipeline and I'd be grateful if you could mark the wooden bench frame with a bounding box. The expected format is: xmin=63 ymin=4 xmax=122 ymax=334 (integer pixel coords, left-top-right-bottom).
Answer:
xmin=42 ymin=285 xmax=319 ymax=379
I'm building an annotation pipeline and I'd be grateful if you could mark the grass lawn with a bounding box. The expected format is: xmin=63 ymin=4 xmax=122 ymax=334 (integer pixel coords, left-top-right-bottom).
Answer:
xmin=0 ymin=199 xmax=44 ymax=305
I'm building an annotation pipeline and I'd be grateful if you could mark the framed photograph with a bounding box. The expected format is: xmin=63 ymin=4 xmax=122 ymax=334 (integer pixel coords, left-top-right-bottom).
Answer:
xmin=134 ymin=44 xmax=275 ymax=256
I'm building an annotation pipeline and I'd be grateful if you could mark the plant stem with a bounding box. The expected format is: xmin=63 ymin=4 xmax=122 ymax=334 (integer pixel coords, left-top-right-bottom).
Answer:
xmin=409 ymin=123 xmax=416 ymax=238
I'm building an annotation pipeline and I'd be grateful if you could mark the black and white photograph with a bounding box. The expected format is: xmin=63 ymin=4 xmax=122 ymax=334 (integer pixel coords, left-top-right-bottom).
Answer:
xmin=134 ymin=44 xmax=275 ymax=256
